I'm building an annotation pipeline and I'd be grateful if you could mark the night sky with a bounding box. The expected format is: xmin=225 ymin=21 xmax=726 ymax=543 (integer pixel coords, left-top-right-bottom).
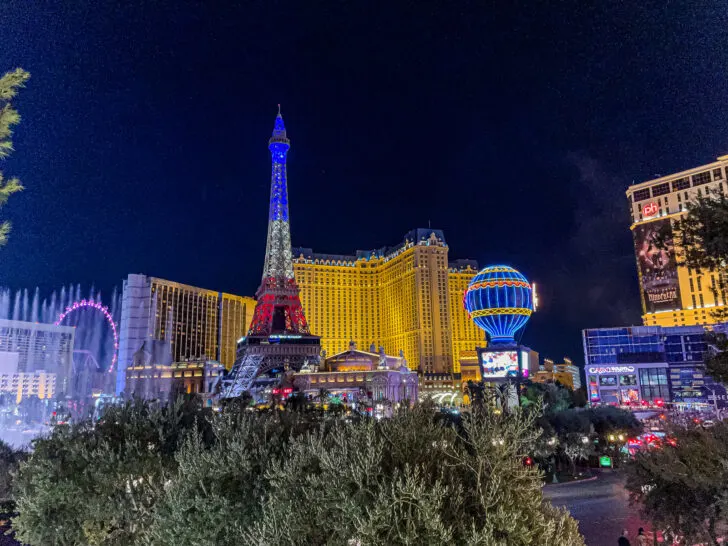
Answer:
xmin=1 ymin=2 xmax=727 ymax=364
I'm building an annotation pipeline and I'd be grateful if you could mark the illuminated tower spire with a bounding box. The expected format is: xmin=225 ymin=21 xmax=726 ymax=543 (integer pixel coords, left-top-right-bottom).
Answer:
xmin=222 ymin=107 xmax=320 ymax=398
xmin=261 ymin=105 xmax=294 ymax=281
xmin=248 ymin=107 xmax=310 ymax=335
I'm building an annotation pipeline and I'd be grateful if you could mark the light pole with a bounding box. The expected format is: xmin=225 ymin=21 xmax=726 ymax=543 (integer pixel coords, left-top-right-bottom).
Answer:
xmin=702 ymin=385 xmax=720 ymax=417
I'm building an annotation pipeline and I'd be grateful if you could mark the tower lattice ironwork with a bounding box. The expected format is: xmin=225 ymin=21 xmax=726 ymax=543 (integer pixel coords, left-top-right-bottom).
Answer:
xmin=248 ymin=107 xmax=310 ymax=336
xmin=223 ymin=108 xmax=320 ymax=398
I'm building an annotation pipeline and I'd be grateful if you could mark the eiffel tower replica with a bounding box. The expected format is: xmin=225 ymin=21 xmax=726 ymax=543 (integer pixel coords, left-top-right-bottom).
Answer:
xmin=223 ymin=107 xmax=321 ymax=397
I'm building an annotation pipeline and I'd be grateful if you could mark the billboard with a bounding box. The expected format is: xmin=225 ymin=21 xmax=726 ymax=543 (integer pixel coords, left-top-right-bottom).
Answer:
xmin=633 ymin=219 xmax=681 ymax=313
xmin=479 ymin=350 xmax=519 ymax=379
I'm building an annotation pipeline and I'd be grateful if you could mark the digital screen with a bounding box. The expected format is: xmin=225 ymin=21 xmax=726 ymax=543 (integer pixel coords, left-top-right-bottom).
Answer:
xmin=480 ymin=351 xmax=519 ymax=379
xmin=599 ymin=375 xmax=617 ymax=386
xmin=633 ymin=219 xmax=681 ymax=312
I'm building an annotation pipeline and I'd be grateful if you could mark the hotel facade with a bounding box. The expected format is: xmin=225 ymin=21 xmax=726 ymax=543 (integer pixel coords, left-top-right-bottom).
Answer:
xmin=626 ymin=155 xmax=728 ymax=327
xmin=0 ymin=319 xmax=75 ymax=398
xmin=582 ymin=325 xmax=727 ymax=410
xmin=116 ymin=274 xmax=255 ymax=394
xmin=293 ymin=228 xmax=486 ymax=375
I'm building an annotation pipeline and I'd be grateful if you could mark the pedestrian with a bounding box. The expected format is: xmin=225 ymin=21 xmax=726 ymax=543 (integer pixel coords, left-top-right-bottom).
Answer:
xmin=618 ymin=529 xmax=631 ymax=546
xmin=635 ymin=527 xmax=648 ymax=546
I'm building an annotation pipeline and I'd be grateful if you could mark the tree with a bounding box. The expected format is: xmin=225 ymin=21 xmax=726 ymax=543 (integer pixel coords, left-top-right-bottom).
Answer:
xmin=520 ymin=381 xmax=572 ymax=414
xmin=625 ymin=421 xmax=728 ymax=545
xmin=11 ymin=398 xmax=213 ymax=545
xmin=667 ymin=192 xmax=728 ymax=272
xmin=587 ymin=405 xmax=642 ymax=438
xmin=0 ymin=439 xmax=26 ymax=505
xmin=704 ymin=331 xmax=728 ymax=385
xmin=0 ymin=68 xmax=30 ymax=246
xmin=242 ymin=405 xmax=583 ymax=545
xmin=560 ymin=432 xmax=594 ymax=476
xmin=12 ymin=401 xmax=584 ymax=545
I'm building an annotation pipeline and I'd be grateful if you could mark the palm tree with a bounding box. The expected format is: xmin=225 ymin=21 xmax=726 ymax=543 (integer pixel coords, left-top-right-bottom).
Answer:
xmin=315 ymin=388 xmax=330 ymax=406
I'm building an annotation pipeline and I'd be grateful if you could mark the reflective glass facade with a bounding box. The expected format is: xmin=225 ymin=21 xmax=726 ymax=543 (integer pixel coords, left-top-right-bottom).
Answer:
xmin=582 ymin=325 xmax=728 ymax=409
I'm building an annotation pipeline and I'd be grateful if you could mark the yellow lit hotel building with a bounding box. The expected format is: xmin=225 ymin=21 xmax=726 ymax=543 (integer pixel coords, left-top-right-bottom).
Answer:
xmin=117 ymin=274 xmax=256 ymax=394
xmin=292 ymin=229 xmax=486 ymax=374
xmin=627 ymin=155 xmax=728 ymax=327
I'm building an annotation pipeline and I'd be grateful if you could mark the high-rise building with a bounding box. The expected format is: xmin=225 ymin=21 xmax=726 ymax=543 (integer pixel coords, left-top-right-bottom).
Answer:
xmin=627 ymin=155 xmax=728 ymax=327
xmin=582 ymin=325 xmax=728 ymax=409
xmin=116 ymin=275 xmax=255 ymax=394
xmin=532 ymin=357 xmax=581 ymax=390
xmin=0 ymin=371 xmax=57 ymax=403
xmin=223 ymin=108 xmax=321 ymax=397
xmin=292 ymin=229 xmax=486 ymax=374
xmin=0 ymin=319 xmax=75 ymax=396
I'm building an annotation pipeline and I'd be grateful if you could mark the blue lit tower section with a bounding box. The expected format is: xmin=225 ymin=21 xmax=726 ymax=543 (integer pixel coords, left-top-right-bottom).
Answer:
xmin=262 ymin=108 xmax=294 ymax=281
xmin=248 ymin=106 xmax=310 ymax=335
xmin=463 ymin=265 xmax=533 ymax=344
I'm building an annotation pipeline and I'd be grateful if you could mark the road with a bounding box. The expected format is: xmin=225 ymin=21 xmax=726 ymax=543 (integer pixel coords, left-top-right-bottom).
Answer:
xmin=544 ymin=471 xmax=652 ymax=546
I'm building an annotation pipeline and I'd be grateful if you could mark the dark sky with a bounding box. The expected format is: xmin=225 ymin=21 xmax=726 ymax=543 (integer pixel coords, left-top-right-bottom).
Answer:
xmin=1 ymin=2 xmax=728 ymax=364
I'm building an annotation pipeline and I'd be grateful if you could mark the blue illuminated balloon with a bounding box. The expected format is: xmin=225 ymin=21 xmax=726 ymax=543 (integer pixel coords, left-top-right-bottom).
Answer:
xmin=463 ymin=265 xmax=533 ymax=344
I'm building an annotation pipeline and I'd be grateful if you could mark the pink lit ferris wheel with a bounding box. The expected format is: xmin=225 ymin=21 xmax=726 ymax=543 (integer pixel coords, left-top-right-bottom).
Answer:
xmin=55 ymin=299 xmax=119 ymax=374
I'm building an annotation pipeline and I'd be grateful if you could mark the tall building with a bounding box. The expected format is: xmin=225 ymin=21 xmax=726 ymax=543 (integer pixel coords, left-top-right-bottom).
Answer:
xmin=292 ymin=229 xmax=486 ymax=374
xmin=0 ymin=319 xmax=75 ymax=397
xmin=0 ymin=371 xmax=57 ymax=403
xmin=223 ymin=108 xmax=321 ymax=397
xmin=532 ymin=357 xmax=581 ymax=390
xmin=627 ymin=155 xmax=728 ymax=327
xmin=116 ymin=275 xmax=254 ymax=394
xmin=582 ymin=325 xmax=727 ymax=409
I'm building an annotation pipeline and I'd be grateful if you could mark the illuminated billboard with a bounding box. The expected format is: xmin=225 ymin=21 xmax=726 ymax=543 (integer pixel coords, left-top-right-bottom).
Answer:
xmin=479 ymin=350 xmax=519 ymax=379
xmin=633 ymin=219 xmax=681 ymax=313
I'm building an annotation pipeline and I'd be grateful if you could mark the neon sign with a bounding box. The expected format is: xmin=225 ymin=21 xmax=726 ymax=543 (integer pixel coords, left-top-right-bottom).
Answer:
xmin=642 ymin=202 xmax=659 ymax=217
xmin=588 ymin=366 xmax=635 ymax=374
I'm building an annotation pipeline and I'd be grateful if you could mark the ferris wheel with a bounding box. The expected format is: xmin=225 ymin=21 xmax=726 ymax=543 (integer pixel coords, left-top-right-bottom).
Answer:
xmin=55 ymin=299 xmax=119 ymax=374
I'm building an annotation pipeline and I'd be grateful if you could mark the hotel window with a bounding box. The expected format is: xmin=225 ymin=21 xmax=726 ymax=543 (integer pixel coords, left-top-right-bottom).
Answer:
xmin=689 ymin=278 xmax=694 ymax=292
xmin=651 ymin=183 xmax=670 ymax=197
xmin=697 ymin=276 xmax=702 ymax=291
xmin=672 ymin=177 xmax=691 ymax=191
xmin=700 ymin=294 xmax=705 ymax=307
xmin=633 ymin=188 xmax=651 ymax=202
xmin=693 ymin=171 xmax=711 ymax=186
xmin=692 ymin=295 xmax=697 ymax=308
xmin=713 ymin=168 xmax=723 ymax=180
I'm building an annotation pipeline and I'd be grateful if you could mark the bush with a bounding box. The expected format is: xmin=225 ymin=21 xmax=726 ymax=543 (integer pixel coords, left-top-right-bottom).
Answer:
xmin=12 ymin=400 xmax=585 ymax=545
xmin=625 ymin=421 xmax=728 ymax=545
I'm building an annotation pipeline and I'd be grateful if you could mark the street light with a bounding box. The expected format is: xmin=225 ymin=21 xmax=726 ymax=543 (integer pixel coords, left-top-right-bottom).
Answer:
xmin=702 ymin=385 xmax=721 ymax=417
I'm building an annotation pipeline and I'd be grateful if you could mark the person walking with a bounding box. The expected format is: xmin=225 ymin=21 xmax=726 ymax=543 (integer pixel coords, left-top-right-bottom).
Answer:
xmin=618 ymin=529 xmax=631 ymax=546
xmin=635 ymin=527 xmax=648 ymax=546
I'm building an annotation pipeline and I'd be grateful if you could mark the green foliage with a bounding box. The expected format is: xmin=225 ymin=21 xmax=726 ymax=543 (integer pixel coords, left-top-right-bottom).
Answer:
xmin=0 ymin=439 xmax=26 ymax=505
xmin=705 ymin=332 xmax=728 ymax=385
xmin=0 ymin=67 xmax=29 ymax=246
xmin=668 ymin=192 xmax=728 ymax=272
xmin=520 ymin=381 xmax=573 ymax=415
xmin=11 ymin=398 xmax=212 ymax=546
xmin=243 ymin=405 xmax=583 ymax=545
xmin=11 ymin=400 xmax=584 ymax=545
xmin=586 ymin=405 xmax=642 ymax=437
xmin=625 ymin=421 xmax=728 ymax=545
